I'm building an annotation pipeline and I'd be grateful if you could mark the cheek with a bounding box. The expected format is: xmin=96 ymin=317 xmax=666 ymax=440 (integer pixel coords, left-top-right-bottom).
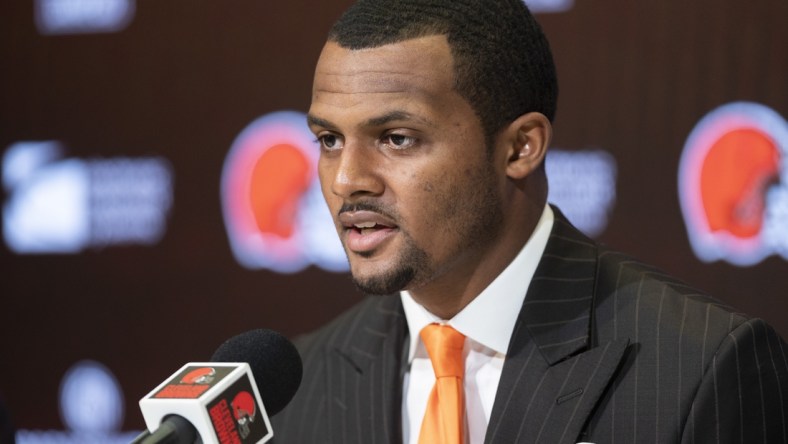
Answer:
xmin=426 ymin=163 xmax=498 ymax=226
xmin=317 ymin=169 xmax=341 ymax=217
xmin=317 ymin=160 xmax=334 ymax=195
xmin=407 ymin=170 xmax=463 ymax=231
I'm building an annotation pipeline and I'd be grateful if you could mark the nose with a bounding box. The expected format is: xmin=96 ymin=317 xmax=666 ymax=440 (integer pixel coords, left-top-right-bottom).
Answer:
xmin=320 ymin=142 xmax=384 ymax=200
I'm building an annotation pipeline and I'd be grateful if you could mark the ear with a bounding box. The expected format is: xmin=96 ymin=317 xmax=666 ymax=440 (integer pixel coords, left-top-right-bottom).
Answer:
xmin=499 ymin=112 xmax=552 ymax=180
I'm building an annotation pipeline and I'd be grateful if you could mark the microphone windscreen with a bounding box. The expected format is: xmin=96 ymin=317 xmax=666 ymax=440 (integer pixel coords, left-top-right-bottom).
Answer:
xmin=211 ymin=329 xmax=302 ymax=416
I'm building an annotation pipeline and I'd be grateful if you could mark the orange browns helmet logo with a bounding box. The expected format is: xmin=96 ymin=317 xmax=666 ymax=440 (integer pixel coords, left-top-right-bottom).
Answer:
xmin=181 ymin=367 xmax=216 ymax=385
xmin=678 ymin=102 xmax=788 ymax=265
xmin=231 ymin=391 xmax=256 ymax=439
xmin=221 ymin=111 xmax=348 ymax=273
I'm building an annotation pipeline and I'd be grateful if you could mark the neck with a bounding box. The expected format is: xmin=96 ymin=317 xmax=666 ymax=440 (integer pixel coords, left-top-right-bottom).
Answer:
xmin=409 ymin=198 xmax=545 ymax=319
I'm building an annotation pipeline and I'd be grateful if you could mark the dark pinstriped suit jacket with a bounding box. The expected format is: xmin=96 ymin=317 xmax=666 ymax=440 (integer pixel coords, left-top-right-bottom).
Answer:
xmin=273 ymin=209 xmax=788 ymax=443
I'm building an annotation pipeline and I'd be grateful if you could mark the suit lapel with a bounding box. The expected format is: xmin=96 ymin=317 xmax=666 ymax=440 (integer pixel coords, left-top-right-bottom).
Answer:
xmin=325 ymin=295 xmax=407 ymax=444
xmin=320 ymin=209 xmax=629 ymax=443
xmin=486 ymin=209 xmax=630 ymax=444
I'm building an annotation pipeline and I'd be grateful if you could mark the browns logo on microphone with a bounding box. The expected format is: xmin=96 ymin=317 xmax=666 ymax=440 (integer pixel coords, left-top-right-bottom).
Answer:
xmin=154 ymin=366 xmax=233 ymax=399
xmin=231 ymin=391 xmax=257 ymax=439
xmin=182 ymin=367 xmax=217 ymax=385
xmin=207 ymin=374 xmax=269 ymax=443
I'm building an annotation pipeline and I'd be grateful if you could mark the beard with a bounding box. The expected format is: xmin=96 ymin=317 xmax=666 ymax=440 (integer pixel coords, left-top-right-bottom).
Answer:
xmin=343 ymin=160 xmax=503 ymax=297
xmin=350 ymin=232 xmax=430 ymax=295
xmin=339 ymin=200 xmax=432 ymax=295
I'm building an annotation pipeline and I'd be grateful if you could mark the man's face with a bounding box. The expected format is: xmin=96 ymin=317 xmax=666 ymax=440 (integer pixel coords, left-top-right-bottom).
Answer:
xmin=309 ymin=35 xmax=506 ymax=296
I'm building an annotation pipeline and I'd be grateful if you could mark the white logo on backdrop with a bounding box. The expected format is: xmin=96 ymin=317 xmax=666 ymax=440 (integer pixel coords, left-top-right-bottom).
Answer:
xmin=525 ymin=0 xmax=574 ymax=13
xmin=3 ymin=141 xmax=173 ymax=254
xmin=546 ymin=149 xmax=617 ymax=237
xmin=35 ymin=0 xmax=136 ymax=35
xmin=16 ymin=360 xmax=139 ymax=444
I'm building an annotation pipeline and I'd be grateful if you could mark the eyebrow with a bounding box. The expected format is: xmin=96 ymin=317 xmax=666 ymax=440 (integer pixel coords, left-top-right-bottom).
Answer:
xmin=365 ymin=111 xmax=436 ymax=128
xmin=306 ymin=110 xmax=437 ymax=131
xmin=306 ymin=114 xmax=335 ymax=130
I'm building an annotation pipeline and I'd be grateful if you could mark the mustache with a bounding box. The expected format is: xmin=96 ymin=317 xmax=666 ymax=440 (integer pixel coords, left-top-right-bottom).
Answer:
xmin=338 ymin=201 xmax=397 ymax=220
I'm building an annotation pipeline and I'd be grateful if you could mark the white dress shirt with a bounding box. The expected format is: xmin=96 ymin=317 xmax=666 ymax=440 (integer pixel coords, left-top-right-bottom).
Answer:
xmin=400 ymin=205 xmax=554 ymax=444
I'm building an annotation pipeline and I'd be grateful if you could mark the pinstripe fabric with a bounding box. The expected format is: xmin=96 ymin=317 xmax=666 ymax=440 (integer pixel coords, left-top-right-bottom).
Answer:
xmin=273 ymin=295 xmax=407 ymax=443
xmin=272 ymin=207 xmax=788 ymax=443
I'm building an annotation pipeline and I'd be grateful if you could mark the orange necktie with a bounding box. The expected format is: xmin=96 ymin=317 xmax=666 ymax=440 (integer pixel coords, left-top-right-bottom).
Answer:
xmin=418 ymin=324 xmax=466 ymax=444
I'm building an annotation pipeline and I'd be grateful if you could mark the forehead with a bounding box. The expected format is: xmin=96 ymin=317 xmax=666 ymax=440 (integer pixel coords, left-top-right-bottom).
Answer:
xmin=310 ymin=35 xmax=459 ymax=118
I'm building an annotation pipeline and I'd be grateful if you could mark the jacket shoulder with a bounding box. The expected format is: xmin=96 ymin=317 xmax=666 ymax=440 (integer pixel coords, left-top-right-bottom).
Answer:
xmin=595 ymin=247 xmax=745 ymax=327
xmin=272 ymin=294 xmax=404 ymax=443
xmin=292 ymin=293 xmax=402 ymax=360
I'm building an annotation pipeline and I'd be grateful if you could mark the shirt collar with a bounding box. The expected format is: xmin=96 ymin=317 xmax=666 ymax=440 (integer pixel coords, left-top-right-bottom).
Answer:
xmin=400 ymin=204 xmax=554 ymax=362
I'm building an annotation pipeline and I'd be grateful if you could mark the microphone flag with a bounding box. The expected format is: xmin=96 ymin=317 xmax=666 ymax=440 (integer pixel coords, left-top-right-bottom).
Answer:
xmin=139 ymin=362 xmax=273 ymax=444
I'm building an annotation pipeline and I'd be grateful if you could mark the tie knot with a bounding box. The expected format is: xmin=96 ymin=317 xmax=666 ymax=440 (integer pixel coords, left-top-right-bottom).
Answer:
xmin=420 ymin=324 xmax=466 ymax=378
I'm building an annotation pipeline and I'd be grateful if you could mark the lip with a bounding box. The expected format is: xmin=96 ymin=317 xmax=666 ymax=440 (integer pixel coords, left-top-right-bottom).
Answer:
xmin=338 ymin=210 xmax=398 ymax=254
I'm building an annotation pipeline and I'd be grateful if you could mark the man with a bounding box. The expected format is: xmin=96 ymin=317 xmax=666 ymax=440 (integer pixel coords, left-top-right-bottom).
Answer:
xmin=272 ymin=0 xmax=788 ymax=442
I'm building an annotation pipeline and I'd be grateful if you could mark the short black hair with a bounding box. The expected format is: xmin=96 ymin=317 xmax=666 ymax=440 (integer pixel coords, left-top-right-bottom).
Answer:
xmin=328 ymin=0 xmax=558 ymax=142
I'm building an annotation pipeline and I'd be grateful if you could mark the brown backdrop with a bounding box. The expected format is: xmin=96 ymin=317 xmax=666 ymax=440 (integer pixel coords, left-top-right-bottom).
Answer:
xmin=1 ymin=0 xmax=786 ymax=432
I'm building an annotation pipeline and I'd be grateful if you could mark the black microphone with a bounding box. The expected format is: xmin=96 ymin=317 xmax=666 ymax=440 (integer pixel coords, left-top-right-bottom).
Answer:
xmin=210 ymin=329 xmax=303 ymax=417
xmin=132 ymin=329 xmax=302 ymax=444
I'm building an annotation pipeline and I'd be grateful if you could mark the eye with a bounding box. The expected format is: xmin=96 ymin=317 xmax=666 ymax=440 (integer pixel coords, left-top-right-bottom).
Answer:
xmin=316 ymin=133 xmax=344 ymax=152
xmin=382 ymin=133 xmax=416 ymax=150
